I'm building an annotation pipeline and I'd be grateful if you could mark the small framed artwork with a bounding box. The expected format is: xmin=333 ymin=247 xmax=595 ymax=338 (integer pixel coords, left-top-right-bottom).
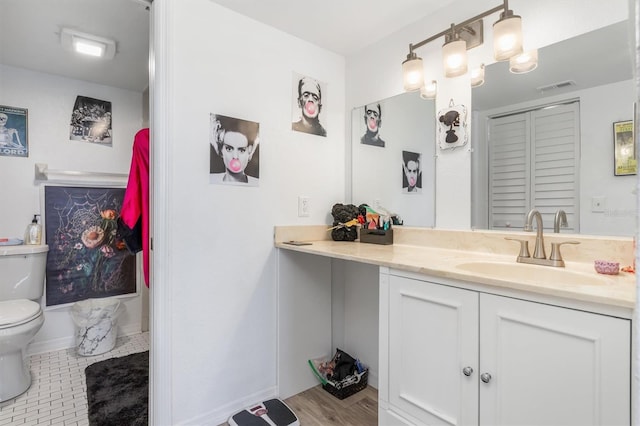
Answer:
xmin=613 ymin=120 xmax=636 ymax=176
xmin=209 ymin=113 xmax=260 ymax=186
xmin=291 ymin=72 xmax=327 ymax=137
xmin=69 ymin=96 xmax=113 ymax=146
xmin=0 ymin=105 xmax=29 ymax=157
xmin=402 ymin=150 xmax=422 ymax=194
xmin=437 ymin=101 xmax=467 ymax=150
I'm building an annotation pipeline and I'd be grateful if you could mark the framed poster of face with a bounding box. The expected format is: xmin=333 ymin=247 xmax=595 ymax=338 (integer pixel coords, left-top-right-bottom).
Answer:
xmin=0 ymin=105 xmax=28 ymax=158
xmin=613 ymin=119 xmax=636 ymax=176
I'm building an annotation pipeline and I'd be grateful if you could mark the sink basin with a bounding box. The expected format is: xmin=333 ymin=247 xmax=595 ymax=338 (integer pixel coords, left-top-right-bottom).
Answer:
xmin=454 ymin=261 xmax=612 ymax=286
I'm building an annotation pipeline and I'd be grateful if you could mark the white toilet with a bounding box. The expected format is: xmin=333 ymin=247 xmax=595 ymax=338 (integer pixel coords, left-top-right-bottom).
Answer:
xmin=0 ymin=244 xmax=48 ymax=402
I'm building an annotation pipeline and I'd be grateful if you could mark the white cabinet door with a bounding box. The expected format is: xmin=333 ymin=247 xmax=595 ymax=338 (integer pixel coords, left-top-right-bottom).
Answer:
xmin=388 ymin=276 xmax=479 ymax=425
xmin=479 ymin=293 xmax=630 ymax=426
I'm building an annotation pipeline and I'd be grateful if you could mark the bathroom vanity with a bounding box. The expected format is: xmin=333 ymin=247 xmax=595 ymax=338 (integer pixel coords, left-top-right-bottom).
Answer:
xmin=380 ymin=269 xmax=629 ymax=425
xmin=274 ymin=225 xmax=635 ymax=425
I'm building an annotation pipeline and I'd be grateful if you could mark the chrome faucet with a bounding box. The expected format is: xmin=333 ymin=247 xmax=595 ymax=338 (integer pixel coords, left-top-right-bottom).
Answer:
xmin=554 ymin=210 xmax=567 ymax=233
xmin=524 ymin=209 xmax=546 ymax=259
xmin=505 ymin=209 xmax=580 ymax=267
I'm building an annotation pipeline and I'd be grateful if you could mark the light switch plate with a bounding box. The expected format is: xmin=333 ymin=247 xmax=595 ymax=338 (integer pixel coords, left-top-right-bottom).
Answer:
xmin=298 ymin=196 xmax=310 ymax=217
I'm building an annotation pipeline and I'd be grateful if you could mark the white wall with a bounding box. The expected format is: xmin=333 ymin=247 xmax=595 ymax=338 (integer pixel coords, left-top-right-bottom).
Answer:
xmin=580 ymin=80 xmax=637 ymax=235
xmin=340 ymin=260 xmax=380 ymax=386
xmin=160 ymin=1 xmax=345 ymax=424
xmin=0 ymin=64 xmax=144 ymax=353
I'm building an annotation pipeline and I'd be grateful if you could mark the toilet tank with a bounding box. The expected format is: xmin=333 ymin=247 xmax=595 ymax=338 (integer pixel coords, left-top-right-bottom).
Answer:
xmin=0 ymin=245 xmax=48 ymax=301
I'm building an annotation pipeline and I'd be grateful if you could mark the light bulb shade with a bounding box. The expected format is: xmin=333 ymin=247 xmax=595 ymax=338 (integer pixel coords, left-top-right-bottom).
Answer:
xmin=402 ymin=53 xmax=425 ymax=91
xmin=509 ymin=49 xmax=538 ymax=74
xmin=442 ymin=38 xmax=467 ymax=77
xmin=470 ymin=64 xmax=485 ymax=87
xmin=493 ymin=12 xmax=523 ymax=61
xmin=420 ymin=80 xmax=438 ymax=99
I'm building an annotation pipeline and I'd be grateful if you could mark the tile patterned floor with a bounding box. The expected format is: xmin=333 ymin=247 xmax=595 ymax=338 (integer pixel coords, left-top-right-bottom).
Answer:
xmin=0 ymin=332 xmax=149 ymax=426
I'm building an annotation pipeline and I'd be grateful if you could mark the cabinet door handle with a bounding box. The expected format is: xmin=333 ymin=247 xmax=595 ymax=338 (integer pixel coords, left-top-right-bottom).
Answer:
xmin=462 ymin=367 xmax=473 ymax=377
xmin=481 ymin=372 xmax=492 ymax=383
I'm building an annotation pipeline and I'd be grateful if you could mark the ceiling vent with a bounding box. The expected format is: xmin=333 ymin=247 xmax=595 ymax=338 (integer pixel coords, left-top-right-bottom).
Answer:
xmin=536 ymin=80 xmax=576 ymax=93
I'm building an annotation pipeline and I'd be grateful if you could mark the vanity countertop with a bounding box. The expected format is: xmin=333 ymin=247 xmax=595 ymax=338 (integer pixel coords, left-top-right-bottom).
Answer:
xmin=275 ymin=226 xmax=636 ymax=309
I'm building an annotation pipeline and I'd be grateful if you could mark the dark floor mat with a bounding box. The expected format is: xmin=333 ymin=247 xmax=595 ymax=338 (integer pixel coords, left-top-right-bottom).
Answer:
xmin=85 ymin=351 xmax=148 ymax=426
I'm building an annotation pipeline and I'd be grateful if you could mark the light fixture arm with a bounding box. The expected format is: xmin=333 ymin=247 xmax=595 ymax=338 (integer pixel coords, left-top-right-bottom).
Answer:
xmin=408 ymin=3 xmax=505 ymax=53
xmin=402 ymin=0 xmax=526 ymax=91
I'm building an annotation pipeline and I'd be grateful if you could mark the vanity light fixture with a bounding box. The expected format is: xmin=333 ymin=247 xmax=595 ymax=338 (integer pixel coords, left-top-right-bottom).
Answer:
xmin=420 ymin=80 xmax=438 ymax=99
xmin=493 ymin=5 xmax=523 ymax=61
xmin=442 ymin=26 xmax=468 ymax=77
xmin=509 ymin=49 xmax=538 ymax=74
xmin=470 ymin=64 xmax=485 ymax=87
xmin=61 ymin=28 xmax=116 ymax=59
xmin=402 ymin=0 xmax=525 ymax=90
xmin=402 ymin=52 xmax=425 ymax=91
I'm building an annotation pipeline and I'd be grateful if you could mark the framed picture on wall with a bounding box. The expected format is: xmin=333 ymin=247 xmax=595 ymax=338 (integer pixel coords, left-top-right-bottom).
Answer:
xmin=360 ymin=103 xmax=386 ymax=147
xmin=402 ymin=150 xmax=422 ymax=193
xmin=291 ymin=72 xmax=327 ymax=137
xmin=69 ymin=96 xmax=113 ymax=146
xmin=437 ymin=102 xmax=467 ymax=150
xmin=0 ymin=105 xmax=29 ymax=158
xmin=44 ymin=185 xmax=137 ymax=307
xmin=613 ymin=120 xmax=636 ymax=176
xmin=209 ymin=113 xmax=260 ymax=186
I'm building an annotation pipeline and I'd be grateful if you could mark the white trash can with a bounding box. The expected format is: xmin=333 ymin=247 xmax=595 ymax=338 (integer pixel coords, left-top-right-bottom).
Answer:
xmin=70 ymin=298 xmax=121 ymax=356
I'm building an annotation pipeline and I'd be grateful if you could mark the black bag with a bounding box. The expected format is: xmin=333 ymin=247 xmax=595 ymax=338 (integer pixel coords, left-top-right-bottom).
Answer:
xmin=330 ymin=203 xmax=360 ymax=241
xmin=326 ymin=348 xmax=357 ymax=382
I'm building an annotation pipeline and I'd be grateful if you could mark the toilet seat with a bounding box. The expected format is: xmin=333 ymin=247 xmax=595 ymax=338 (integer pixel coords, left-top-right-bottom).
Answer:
xmin=0 ymin=299 xmax=42 ymax=329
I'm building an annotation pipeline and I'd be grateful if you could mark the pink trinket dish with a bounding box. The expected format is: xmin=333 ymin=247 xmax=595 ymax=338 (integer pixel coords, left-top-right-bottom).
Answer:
xmin=594 ymin=260 xmax=619 ymax=275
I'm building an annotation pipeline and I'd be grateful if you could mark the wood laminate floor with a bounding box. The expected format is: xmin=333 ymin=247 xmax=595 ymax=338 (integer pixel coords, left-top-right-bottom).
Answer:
xmin=221 ymin=385 xmax=378 ymax=426
xmin=283 ymin=385 xmax=378 ymax=426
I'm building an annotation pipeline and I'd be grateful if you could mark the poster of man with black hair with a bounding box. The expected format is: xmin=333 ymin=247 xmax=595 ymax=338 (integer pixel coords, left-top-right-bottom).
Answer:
xmin=402 ymin=150 xmax=422 ymax=193
xmin=360 ymin=103 xmax=386 ymax=147
xmin=291 ymin=73 xmax=327 ymax=137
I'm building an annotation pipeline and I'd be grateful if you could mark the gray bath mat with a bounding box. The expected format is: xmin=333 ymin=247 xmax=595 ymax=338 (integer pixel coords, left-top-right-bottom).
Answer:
xmin=85 ymin=351 xmax=148 ymax=426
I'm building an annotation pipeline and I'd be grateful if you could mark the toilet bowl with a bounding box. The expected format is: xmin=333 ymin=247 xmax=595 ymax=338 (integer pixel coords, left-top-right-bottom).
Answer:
xmin=0 ymin=300 xmax=45 ymax=402
xmin=0 ymin=244 xmax=48 ymax=403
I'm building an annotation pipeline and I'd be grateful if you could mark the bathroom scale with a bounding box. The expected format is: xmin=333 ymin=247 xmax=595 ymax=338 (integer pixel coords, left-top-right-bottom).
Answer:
xmin=228 ymin=398 xmax=299 ymax=426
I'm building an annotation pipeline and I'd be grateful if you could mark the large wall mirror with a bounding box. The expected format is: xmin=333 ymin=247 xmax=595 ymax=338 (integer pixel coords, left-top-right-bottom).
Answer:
xmin=471 ymin=20 xmax=635 ymax=237
xmin=351 ymin=91 xmax=436 ymax=227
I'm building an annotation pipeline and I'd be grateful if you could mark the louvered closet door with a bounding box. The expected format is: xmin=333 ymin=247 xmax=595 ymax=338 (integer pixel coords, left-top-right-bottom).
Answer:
xmin=488 ymin=113 xmax=530 ymax=230
xmin=531 ymin=103 xmax=580 ymax=232
xmin=488 ymin=102 xmax=579 ymax=232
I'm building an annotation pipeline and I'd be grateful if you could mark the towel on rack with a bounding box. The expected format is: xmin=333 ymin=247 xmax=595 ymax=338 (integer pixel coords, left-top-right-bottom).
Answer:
xmin=119 ymin=128 xmax=150 ymax=287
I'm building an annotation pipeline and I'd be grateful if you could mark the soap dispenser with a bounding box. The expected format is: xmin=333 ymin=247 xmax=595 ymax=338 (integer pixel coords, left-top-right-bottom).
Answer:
xmin=25 ymin=214 xmax=42 ymax=245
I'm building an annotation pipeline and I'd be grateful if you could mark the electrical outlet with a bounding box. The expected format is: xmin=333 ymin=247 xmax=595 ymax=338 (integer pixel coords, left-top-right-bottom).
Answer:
xmin=298 ymin=196 xmax=310 ymax=217
xmin=591 ymin=196 xmax=606 ymax=212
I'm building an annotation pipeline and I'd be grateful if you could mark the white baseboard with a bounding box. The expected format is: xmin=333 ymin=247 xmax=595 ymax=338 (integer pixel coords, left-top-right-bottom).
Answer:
xmin=176 ymin=386 xmax=278 ymax=426
xmin=27 ymin=322 xmax=142 ymax=355
xmin=368 ymin=368 xmax=379 ymax=389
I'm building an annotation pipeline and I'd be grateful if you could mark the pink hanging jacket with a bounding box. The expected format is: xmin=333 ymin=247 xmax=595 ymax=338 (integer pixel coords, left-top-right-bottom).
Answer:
xmin=119 ymin=128 xmax=150 ymax=287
